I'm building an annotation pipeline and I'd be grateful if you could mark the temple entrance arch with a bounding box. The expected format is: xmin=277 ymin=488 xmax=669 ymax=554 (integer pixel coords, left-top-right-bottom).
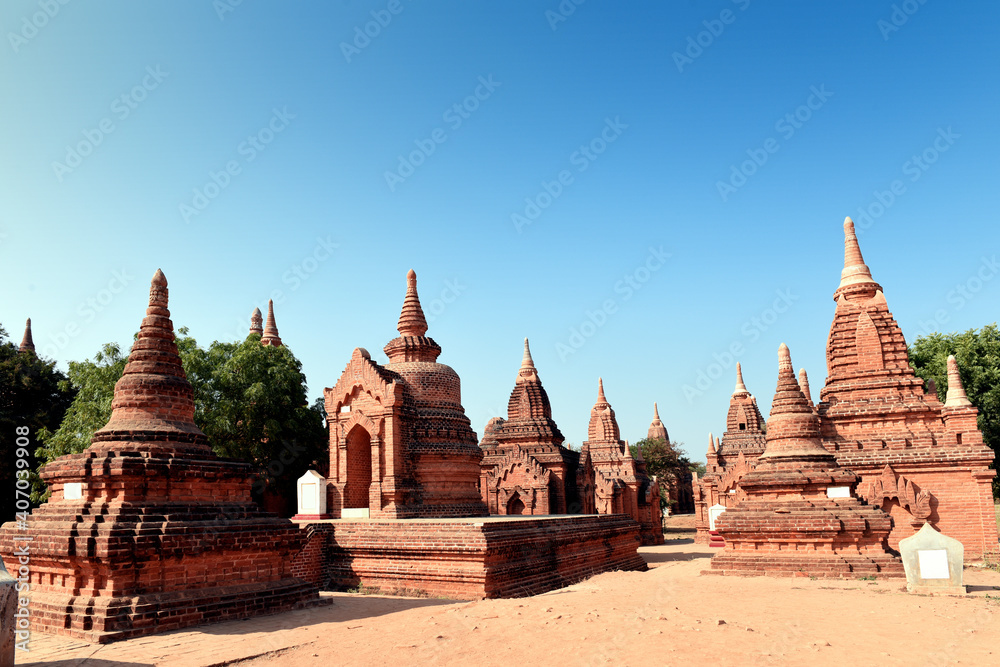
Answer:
xmin=506 ymin=493 xmax=525 ymax=515
xmin=345 ymin=424 xmax=372 ymax=509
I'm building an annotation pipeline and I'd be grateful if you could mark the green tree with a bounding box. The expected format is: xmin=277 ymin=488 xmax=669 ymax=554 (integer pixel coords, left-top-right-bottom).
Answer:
xmin=0 ymin=323 xmax=76 ymax=520
xmin=198 ymin=334 xmax=328 ymax=511
xmin=909 ymin=324 xmax=1000 ymax=498
xmin=631 ymin=437 xmax=696 ymax=512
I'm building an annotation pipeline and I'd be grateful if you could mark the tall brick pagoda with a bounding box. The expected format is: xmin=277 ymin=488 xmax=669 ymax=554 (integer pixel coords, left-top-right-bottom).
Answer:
xmin=0 ymin=270 xmax=324 ymax=643
xmin=18 ymin=318 xmax=34 ymax=354
xmin=261 ymin=299 xmax=283 ymax=347
xmin=579 ymin=380 xmax=663 ymax=545
xmin=709 ymin=344 xmax=903 ymax=578
xmin=694 ymin=364 xmax=766 ymax=541
xmin=323 ymin=270 xmax=487 ymax=518
xmin=817 ymin=217 xmax=997 ymax=557
xmin=480 ymin=339 xmax=579 ymax=515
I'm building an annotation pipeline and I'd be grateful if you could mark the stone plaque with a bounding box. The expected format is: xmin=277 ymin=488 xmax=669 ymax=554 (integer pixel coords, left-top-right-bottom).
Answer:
xmin=708 ymin=503 xmax=726 ymax=531
xmin=899 ymin=522 xmax=966 ymax=595
xmin=64 ymin=482 xmax=82 ymax=500
xmin=917 ymin=549 xmax=950 ymax=579
xmin=826 ymin=486 xmax=850 ymax=498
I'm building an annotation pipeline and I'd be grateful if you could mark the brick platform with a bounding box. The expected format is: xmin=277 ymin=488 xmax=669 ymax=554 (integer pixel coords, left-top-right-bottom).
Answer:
xmin=291 ymin=514 xmax=647 ymax=599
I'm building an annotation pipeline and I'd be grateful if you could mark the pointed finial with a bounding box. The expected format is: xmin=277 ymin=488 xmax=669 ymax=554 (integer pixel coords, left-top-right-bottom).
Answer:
xmin=944 ymin=355 xmax=973 ymax=407
xmin=778 ymin=343 xmax=794 ymax=377
xmin=261 ymin=299 xmax=283 ymax=347
xmin=597 ymin=377 xmax=606 ymax=401
xmin=148 ymin=268 xmax=169 ymax=313
xmin=634 ymin=440 xmax=644 ymax=462
xmin=708 ymin=432 xmax=716 ymax=453
xmin=18 ymin=318 xmax=35 ymax=354
xmin=623 ymin=439 xmax=633 ymax=459
xmin=838 ymin=216 xmax=876 ymax=290
xmin=249 ymin=307 xmax=263 ymax=336
xmin=521 ymin=338 xmax=534 ymax=368
xmin=396 ymin=269 xmax=429 ymax=337
xmin=734 ymin=362 xmax=748 ymax=395
xmin=653 ymin=402 xmax=660 ymax=420
xmin=798 ymin=368 xmax=813 ymax=406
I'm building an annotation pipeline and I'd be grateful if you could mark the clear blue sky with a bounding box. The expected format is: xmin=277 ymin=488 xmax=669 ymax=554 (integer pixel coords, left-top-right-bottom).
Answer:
xmin=2 ymin=1 xmax=998 ymax=463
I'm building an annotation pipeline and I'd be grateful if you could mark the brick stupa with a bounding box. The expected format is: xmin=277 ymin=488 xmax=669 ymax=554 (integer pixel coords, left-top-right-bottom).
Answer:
xmin=646 ymin=403 xmax=694 ymax=514
xmin=818 ymin=218 xmax=997 ymax=556
xmin=323 ymin=270 xmax=487 ymax=518
xmin=0 ymin=270 xmax=325 ymax=643
xmin=18 ymin=318 xmax=35 ymax=354
xmin=480 ymin=339 xmax=578 ymax=515
xmin=579 ymin=380 xmax=664 ymax=545
xmin=709 ymin=344 xmax=903 ymax=578
xmin=695 ymin=364 xmax=767 ymax=542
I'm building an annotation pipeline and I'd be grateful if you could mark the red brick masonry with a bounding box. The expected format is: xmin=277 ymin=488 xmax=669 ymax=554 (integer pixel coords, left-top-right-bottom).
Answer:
xmin=291 ymin=514 xmax=647 ymax=599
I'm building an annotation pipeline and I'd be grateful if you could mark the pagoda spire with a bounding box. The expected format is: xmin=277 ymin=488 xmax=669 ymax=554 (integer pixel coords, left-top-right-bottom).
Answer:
xmin=18 ymin=318 xmax=35 ymax=354
xmin=249 ymin=307 xmax=263 ymax=337
xmin=261 ymin=300 xmax=283 ymax=347
xmin=516 ymin=338 xmax=539 ymax=384
xmin=647 ymin=402 xmax=670 ymax=442
xmin=836 ymin=217 xmax=880 ymax=295
xmin=396 ymin=269 xmax=428 ymax=337
xmin=798 ymin=368 xmax=814 ymax=409
xmin=708 ymin=432 xmax=716 ymax=454
xmin=92 ymin=269 xmax=209 ymax=449
xmin=733 ymin=362 xmax=748 ymax=395
xmin=944 ymin=355 xmax=973 ymax=408
xmin=597 ymin=377 xmax=607 ymax=403
xmin=756 ymin=344 xmax=834 ymax=466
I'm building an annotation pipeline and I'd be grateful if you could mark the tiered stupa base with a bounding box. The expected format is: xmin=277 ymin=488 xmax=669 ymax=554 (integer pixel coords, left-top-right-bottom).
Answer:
xmin=291 ymin=514 xmax=646 ymax=599
xmin=1 ymin=449 xmax=330 ymax=643
xmin=707 ymin=497 xmax=904 ymax=578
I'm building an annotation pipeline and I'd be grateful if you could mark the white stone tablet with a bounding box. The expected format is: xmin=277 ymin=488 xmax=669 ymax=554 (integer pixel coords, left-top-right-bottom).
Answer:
xmin=64 ymin=482 xmax=83 ymax=500
xmin=826 ymin=486 xmax=850 ymax=498
xmin=917 ymin=549 xmax=950 ymax=579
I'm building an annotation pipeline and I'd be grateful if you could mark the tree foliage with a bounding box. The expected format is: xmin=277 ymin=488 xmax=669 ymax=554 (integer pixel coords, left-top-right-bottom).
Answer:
xmin=909 ymin=324 xmax=1000 ymax=498
xmin=35 ymin=329 xmax=327 ymax=514
xmin=0 ymin=323 xmax=76 ymax=521
xmin=631 ymin=437 xmax=696 ymax=511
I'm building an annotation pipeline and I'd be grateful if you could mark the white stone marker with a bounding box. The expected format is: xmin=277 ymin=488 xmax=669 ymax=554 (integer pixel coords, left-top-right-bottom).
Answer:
xmin=899 ymin=522 xmax=966 ymax=595
xmin=293 ymin=470 xmax=328 ymax=519
xmin=708 ymin=503 xmax=727 ymax=531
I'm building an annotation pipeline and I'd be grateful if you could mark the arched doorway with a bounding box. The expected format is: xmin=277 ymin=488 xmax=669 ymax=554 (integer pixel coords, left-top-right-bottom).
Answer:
xmin=345 ymin=425 xmax=372 ymax=509
xmin=506 ymin=493 xmax=525 ymax=515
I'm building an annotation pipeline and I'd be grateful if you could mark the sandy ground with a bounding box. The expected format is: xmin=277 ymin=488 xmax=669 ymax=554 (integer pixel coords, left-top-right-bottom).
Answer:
xmin=239 ymin=515 xmax=1000 ymax=667
xmin=19 ymin=515 xmax=1000 ymax=667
